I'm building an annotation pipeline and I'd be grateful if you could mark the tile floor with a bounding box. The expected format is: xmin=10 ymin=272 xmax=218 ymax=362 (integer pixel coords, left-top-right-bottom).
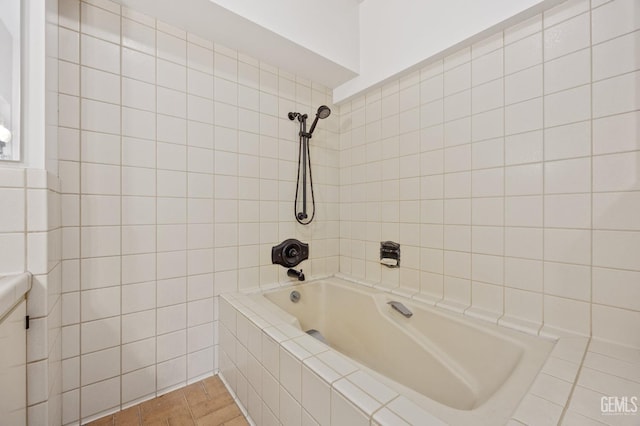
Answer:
xmin=87 ymin=375 xmax=248 ymax=426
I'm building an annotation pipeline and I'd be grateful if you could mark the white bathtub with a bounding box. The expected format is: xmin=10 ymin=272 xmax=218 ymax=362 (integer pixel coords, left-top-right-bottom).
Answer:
xmin=219 ymin=276 xmax=554 ymax=425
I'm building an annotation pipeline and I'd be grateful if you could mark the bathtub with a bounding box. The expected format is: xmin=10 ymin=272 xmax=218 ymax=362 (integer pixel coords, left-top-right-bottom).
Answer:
xmin=219 ymin=276 xmax=553 ymax=425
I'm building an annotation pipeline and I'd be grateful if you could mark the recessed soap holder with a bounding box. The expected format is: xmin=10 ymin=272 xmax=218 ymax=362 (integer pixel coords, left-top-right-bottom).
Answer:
xmin=380 ymin=241 xmax=400 ymax=268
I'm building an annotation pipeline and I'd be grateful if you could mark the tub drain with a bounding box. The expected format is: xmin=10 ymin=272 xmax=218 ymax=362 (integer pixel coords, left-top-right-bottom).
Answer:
xmin=306 ymin=329 xmax=327 ymax=344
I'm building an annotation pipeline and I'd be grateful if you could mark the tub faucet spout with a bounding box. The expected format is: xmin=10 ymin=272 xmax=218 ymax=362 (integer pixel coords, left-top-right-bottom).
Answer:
xmin=388 ymin=301 xmax=413 ymax=318
xmin=287 ymin=268 xmax=305 ymax=281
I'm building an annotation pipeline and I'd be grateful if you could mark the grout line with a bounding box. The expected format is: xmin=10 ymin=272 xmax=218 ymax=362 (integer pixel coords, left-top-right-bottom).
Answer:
xmin=440 ymin=59 xmax=445 ymax=303
xmin=118 ymin=5 xmax=125 ymax=412
xmin=153 ymin=12 xmax=159 ymax=399
xmin=185 ymin=19 xmax=191 ymax=386
xmin=558 ymin=336 xmax=592 ymax=424
xmin=588 ymin=0 xmax=595 ymax=351
xmin=77 ymin=2 xmax=84 ymax=420
xmin=501 ymin=26 xmax=507 ymax=323
xmin=540 ymin=6 xmax=547 ymax=335
xmin=466 ymin=50 xmax=474 ymax=312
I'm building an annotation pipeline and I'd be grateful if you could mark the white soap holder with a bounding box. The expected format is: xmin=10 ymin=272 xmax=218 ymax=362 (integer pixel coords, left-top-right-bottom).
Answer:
xmin=380 ymin=241 xmax=400 ymax=268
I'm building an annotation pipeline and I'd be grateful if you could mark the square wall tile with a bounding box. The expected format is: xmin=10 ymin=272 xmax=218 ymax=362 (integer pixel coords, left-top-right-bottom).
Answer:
xmin=544 ymin=85 xmax=590 ymax=128
xmin=543 ymin=295 xmax=590 ymax=336
xmin=593 ymin=267 xmax=640 ymax=311
xmin=81 ymin=34 xmax=120 ymax=74
xmin=122 ymin=365 xmax=156 ymax=404
xmin=0 ymin=234 xmax=25 ymax=274
xmin=545 ymin=49 xmax=590 ymax=94
xmin=81 ymin=346 xmax=120 ymax=386
xmin=592 ymin=111 xmax=640 ymax=156
xmin=593 ymin=71 xmax=640 ymax=118
xmin=594 ymin=191 xmax=640 ymax=231
xmin=544 ymin=262 xmax=590 ymax=301
xmin=593 ymin=230 xmax=640 ymax=270
xmin=592 ymin=0 xmax=640 ymax=44
xmin=504 ymin=288 xmax=543 ymax=325
xmin=302 ymin=366 xmax=331 ymax=426
xmin=470 ymin=281 xmax=503 ymax=316
xmin=593 ymin=151 xmax=640 ymax=192
xmin=472 ymin=49 xmax=503 ymax=86
xmin=592 ymin=304 xmax=640 ymax=348
xmin=505 ymin=33 xmax=542 ymax=74
xmin=331 ymin=390 xmax=369 ymax=426
xmin=81 ymin=287 xmax=120 ymax=322
xmin=505 ymin=65 xmax=542 ymax=105
xmin=543 ymin=12 xmax=590 ymax=61
xmin=0 ymin=189 xmax=25 ymax=232
xmin=544 ymin=229 xmax=591 ymax=265
xmin=505 ymin=258 xmax=543 ymax=292
xmin=80 ymin=377 xmax=120 ymax=419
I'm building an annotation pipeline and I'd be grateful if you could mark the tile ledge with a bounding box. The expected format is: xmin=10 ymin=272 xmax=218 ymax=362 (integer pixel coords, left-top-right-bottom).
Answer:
xmin=0 ymin=272 xmax=32 ymax=321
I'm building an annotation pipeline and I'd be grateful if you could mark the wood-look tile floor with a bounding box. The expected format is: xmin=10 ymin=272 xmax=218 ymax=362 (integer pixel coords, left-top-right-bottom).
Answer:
xmin=87 ymin=375 xmax=248 ymax=426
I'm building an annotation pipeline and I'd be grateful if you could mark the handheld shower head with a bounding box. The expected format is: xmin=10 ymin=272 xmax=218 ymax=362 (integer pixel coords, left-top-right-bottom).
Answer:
xmin=317 ymin=105 xmax=331 ymax=119
xmin=308 ymin=105 xmax=331 ymax=136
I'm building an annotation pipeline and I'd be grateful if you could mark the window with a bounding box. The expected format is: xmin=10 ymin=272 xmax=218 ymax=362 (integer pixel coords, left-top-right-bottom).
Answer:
xmin=0 ymin=0 xmax=21 ymax=161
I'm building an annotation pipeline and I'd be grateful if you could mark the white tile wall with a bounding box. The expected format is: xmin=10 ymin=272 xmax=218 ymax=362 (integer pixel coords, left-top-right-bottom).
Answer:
xmin=14 ymin=0 xmax=633 ymax=423
xmin=339 ymin=0 xmax=640 ymax=347
xmin=0 ymin=164 xmax=63 ymax=426
xmin=57 ymin=0 xmax=339 ymax=423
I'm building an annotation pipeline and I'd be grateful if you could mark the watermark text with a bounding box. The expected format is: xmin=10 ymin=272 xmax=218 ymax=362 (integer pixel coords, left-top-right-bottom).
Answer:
xmin=601 ymin=396 xmax=638 ymax=416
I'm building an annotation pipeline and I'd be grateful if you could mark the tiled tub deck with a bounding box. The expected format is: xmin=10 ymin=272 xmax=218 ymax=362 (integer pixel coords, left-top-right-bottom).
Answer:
xmin=218 ymin=276 xmax=640 ymax=426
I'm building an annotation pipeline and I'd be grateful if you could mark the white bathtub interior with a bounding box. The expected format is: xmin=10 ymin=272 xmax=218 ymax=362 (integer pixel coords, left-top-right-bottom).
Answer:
xmin=254 ymin=277 xmax=553 ymax=425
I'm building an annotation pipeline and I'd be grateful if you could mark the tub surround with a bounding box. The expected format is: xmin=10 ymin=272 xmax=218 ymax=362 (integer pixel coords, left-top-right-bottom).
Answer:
xmin=338 ymin=0 xmax=640 ymax=349
xmin=57 ymin=1 xmax=339 ymax=423
xmin=220 ymin=275 xmax=638 ymax=425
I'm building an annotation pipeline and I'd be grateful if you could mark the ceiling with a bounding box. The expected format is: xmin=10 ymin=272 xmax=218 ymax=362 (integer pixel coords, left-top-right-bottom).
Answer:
xmin=115 ymin=0 xmax=360 ymax=88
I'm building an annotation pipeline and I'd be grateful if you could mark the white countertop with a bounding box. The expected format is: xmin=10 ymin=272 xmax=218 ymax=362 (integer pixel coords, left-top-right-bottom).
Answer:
xmin=0 ymin=273 xmax=32 ymax=321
